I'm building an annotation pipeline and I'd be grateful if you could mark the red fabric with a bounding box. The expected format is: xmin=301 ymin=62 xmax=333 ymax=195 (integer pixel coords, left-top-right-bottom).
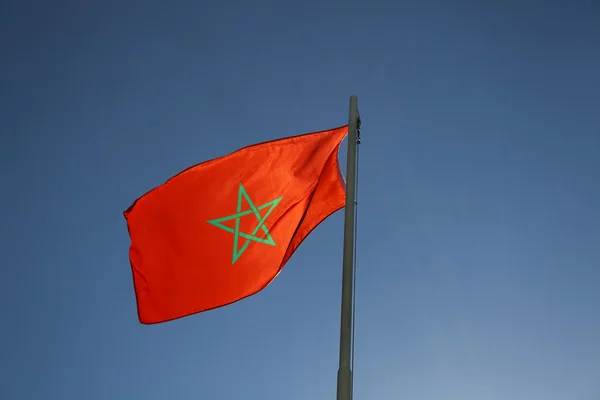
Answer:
xmin=124 ymin=126 xmax=348 ymax=324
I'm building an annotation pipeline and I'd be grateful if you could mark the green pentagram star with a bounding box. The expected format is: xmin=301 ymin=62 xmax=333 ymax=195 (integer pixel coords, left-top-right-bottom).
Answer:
xmin=207 ymin=183 xmax=283 ymax=265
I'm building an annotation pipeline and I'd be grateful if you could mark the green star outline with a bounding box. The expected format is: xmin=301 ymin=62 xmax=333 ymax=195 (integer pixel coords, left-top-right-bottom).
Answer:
xmin=207 ymin=183 xmax=283 ymax=265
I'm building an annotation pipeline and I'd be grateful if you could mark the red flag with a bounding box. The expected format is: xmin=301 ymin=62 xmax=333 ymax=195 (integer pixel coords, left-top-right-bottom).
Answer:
xmin=124 ymin=126 xmax=348 ymax=324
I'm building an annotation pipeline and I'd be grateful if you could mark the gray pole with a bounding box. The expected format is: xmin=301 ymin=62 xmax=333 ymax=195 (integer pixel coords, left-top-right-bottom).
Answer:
xmin=336 ymin=95 xmax=359 ymax=400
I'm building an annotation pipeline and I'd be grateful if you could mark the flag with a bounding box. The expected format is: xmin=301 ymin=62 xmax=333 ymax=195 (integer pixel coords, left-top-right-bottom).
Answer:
xmin=124 ymin=125 xmax=348 ymax=324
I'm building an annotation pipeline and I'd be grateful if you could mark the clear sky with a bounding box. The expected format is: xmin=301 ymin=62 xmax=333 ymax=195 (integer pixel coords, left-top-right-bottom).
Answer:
xmin=2 ymin=1 xmax=599 ymax=399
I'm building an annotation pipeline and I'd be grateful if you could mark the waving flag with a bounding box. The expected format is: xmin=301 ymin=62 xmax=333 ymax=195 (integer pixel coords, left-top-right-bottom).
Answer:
xmin=124 ymin=126 xmax=348 ymax=324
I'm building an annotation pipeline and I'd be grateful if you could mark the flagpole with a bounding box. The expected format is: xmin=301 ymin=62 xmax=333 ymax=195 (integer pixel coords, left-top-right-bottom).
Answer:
xmin=337 ymin=95 xmax=359 ymax=400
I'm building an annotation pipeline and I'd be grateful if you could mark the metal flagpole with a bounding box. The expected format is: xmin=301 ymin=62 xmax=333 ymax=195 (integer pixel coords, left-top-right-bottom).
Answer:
xmin=336 ymin=95 xmax=359 ymax=400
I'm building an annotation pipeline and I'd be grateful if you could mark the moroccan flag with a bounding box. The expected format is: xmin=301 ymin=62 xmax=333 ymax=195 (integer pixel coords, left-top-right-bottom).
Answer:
xmin=124 ymin=125 xmax=348 ymax=324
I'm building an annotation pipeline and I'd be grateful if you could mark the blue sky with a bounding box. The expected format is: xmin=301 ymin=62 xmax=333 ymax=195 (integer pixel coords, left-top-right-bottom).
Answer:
xmin=2 ymin=1 xmax=599 ymax=399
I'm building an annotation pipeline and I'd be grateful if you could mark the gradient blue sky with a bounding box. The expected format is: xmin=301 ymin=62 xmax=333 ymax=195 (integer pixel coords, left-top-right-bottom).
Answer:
xmin=2 ymin=1 xmax=599 ymax=399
